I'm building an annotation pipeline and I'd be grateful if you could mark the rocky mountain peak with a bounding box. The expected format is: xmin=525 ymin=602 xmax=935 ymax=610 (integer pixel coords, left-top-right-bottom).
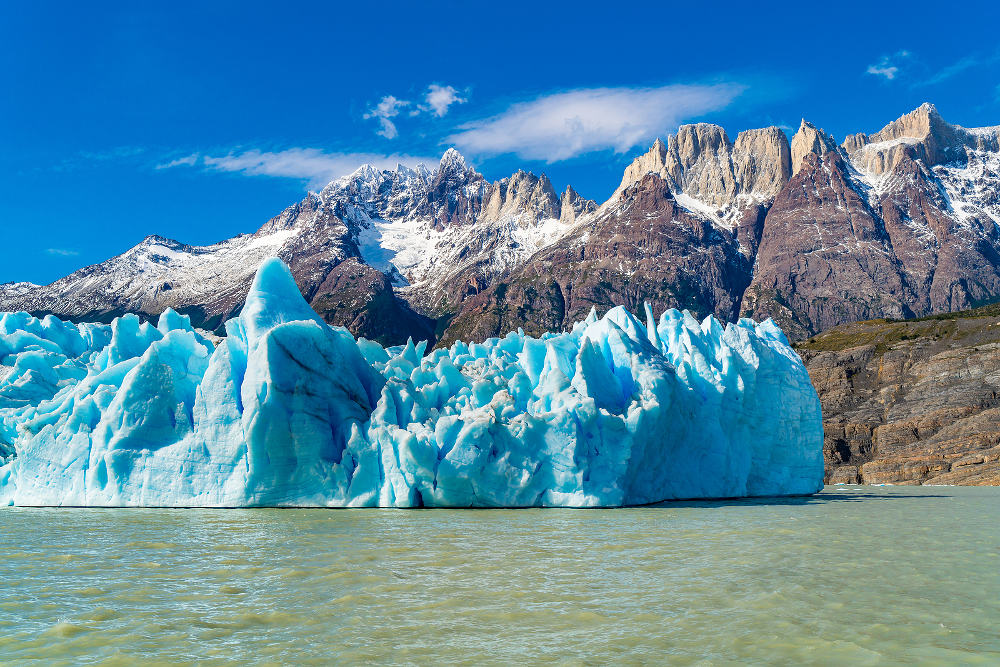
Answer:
xmin=432 ymin=148 xmax=481 ymax=186
xmin=790 ymin=120 xmax=839 ymax=175
xmin=672 ymin=123 xmax=731 ymax=153
xmin=842 ymin=104 xmax=979 ymax=177
xmin=663 ymin=123 xmax=739 ymax=208
xmin=732 ymin=126 xmax=792 ymax=198
xmin=881 ymin=102 xmax=951 ymax=142
xmin=533 ymin=173 xmax=558 ymax=203
xmin=614 ymin=123 xmax=791 ymax=215
xmin=558 ymin=184 xmax=596 ymax=224
xmin=614 ymin=138 xmax=669 ymax=196
xmin=437 ymin=147 xmax=468 ymax=174
xmin=131 ymin=235 xmax=192 ymax=258
xmin=140 ymin=234 xmax=176 ymax=246
xmin=480 ymin=169 xmax=563 ymax=225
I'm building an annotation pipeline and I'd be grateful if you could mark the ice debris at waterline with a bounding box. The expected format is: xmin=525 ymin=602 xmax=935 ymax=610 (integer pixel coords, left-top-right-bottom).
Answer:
xmin=0 ymin=259 xmax=823 ymax=507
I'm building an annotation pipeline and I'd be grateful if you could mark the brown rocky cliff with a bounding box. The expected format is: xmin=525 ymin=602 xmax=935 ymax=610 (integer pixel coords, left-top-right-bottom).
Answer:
xmin=796 ymin=306 xmax=1000 ymax=486
xmin=842 ymin=102 xmax=976 ymax=175
xmin=790 ymin=119 xmax=839 ymax=174
xmin=614 ymin=124 xmax=791 ymax=210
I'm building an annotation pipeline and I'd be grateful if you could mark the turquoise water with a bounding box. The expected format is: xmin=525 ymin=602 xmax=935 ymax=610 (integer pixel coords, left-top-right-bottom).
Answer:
xmin=1 ymin=485 xmax=998 ymax=665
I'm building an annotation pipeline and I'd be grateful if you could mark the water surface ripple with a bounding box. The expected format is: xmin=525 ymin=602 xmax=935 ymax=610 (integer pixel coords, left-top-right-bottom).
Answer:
xmin=2 ymin=485 xmax=998 ymax=665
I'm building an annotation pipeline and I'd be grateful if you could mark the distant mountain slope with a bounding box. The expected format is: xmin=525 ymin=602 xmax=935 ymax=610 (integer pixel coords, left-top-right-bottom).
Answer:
xmin=0 ymin=150 xmax=594 ymax=345
xmin=744 ymin=105 xmax=1000 ymax=338
xmin=796 ymin=303 xmax=1000 ymax=485
xmin=2 ymin=103 xmax=999 ymax=347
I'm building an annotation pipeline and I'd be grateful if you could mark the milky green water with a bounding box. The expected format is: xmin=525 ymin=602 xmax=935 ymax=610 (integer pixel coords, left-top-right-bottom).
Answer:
xmin=1 ymin=486 xmax=998 ymax=666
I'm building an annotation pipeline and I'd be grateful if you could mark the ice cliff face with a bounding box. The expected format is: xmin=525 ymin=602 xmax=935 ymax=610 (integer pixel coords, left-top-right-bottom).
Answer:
xmin=0 ymin=259 xmax=823 ymax=507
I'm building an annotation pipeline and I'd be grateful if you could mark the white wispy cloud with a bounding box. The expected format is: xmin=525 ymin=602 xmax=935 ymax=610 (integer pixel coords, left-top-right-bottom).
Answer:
xmin=444 ymin=83 xmax=745 ymax=162
xmin=867 ymin=49 xmax=998 ymax=88
xmin=45 ymin=248 xmax=80 ymax=257
xmin=159 ymin=148 xmax=439 ymax=188
xmin=156 ymin=154 xmax=199 ymax=169
xmin=867 ymin=60 xmax=899 ymax=80
xmin=867 ymin=50 xmax=910 ymax=80
xmin=423 ymin=84 xmax=467 ymax=117
xmin=363 ymin=95 xmax=410 ymax=139
xmin=915 ymin=53 xmax=996 ymax=87
xmin=366 ymin=84 xmax=468 ymax=137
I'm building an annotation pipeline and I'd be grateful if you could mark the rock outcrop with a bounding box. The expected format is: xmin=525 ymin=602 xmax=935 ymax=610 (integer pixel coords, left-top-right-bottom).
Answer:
xmin=614 ymin=124 xmax=791 ymax=215
xmin=739 ymin=148 xmax=918 ymax=339
xmin=790 ymin=120 xmax=839 ymax=174
xmin=742 ymin=107 xmax=1000 ymax=338
xmin=797 ymin=305 xmax=1000 ymax=486
xmin=732 ymin=126 xmax=793 ymax=197
xmin=842 ymin=103 xmax=998 ymax=176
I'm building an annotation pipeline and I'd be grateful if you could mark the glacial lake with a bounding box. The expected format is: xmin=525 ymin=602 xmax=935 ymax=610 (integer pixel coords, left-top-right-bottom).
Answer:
xmin=1 ymin=486 xmax=998 ymax=665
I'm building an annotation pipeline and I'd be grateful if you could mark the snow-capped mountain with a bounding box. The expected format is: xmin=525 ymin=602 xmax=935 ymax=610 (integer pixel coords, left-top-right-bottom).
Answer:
xmin=2 ymin=103 xmax=999 ymax=345
xmin=0 ymin=149 xmax=595 ymax=344
xmin=314 ymin=148 xmax=595 ymax=313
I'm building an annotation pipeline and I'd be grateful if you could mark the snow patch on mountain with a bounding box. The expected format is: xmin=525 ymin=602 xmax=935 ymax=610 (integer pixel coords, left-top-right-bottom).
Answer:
xmin=319 ymin=153 xmax=594 ymax=297
xmin=0 ymin=227 xmax=307 ymax=323
xmin=934 ymin=149 xmax=1000 ymax=227
xmin=361 ymin=217 xmax=441 ymax=286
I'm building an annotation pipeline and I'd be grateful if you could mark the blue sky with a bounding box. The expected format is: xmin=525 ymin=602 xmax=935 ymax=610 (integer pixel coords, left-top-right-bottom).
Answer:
xmin=2 ymin=0 xmax=999 ymax=285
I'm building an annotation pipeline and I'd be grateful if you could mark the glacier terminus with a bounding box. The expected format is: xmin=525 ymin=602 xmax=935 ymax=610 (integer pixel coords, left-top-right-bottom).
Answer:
xmin=0 ymin=258 xmax=823 ymax=507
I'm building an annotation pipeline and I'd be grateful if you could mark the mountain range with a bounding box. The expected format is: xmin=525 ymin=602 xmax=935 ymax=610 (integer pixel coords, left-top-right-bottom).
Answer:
xmin=3 ymin=103 xmax=999 ymax=347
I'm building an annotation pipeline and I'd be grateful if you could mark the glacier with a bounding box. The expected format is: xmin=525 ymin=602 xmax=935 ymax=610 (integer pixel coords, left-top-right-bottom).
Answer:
xmin=0 ymin=258 xmax=823 ymax=507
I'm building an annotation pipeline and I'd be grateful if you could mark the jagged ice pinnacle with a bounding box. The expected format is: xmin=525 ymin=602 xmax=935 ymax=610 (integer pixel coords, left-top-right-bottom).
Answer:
xmin=0 ymin=258 xmax=823 ymax=507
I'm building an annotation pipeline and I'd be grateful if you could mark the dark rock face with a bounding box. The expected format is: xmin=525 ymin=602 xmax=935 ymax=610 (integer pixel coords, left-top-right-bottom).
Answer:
xmin=796 ymin=308 xmax=1000 ymax=485
xmin=411 ymin=149 xmax=487 ymax=226
xmin=307 ymin=258 xmax=434 ymax=347
xmin=740 ymin=151 xmax=918 ymax=338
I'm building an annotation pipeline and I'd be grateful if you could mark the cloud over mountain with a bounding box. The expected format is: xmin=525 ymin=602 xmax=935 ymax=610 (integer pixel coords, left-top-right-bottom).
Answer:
xmin=445 ymin=83 xmax=745 ymax=162
xmin=424 ymin=84 xmax=467 ymax=117
xmin=363 ymin=96 xmax=410 ymax=139
xmin=159 ymin=148 xmax=438 ymax=188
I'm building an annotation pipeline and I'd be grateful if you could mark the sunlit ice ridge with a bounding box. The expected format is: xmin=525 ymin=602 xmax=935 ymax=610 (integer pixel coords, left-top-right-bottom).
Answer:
xmin=0 ymin=258 xmax=823 ymax=507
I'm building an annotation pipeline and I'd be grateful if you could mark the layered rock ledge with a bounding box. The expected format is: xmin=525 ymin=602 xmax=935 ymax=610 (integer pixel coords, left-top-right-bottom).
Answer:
xmin=797 ymin=304 xmax=1000 ymax=485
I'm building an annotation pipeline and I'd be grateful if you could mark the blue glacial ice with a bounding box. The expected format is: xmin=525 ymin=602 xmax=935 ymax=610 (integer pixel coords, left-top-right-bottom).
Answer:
xmin=0 ymin=258 xmax=824 ymax=507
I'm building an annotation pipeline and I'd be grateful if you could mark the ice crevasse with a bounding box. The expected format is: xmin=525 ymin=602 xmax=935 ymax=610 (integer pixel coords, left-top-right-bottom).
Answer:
xmin=0 ymin=258 xmax=824 ymax=507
